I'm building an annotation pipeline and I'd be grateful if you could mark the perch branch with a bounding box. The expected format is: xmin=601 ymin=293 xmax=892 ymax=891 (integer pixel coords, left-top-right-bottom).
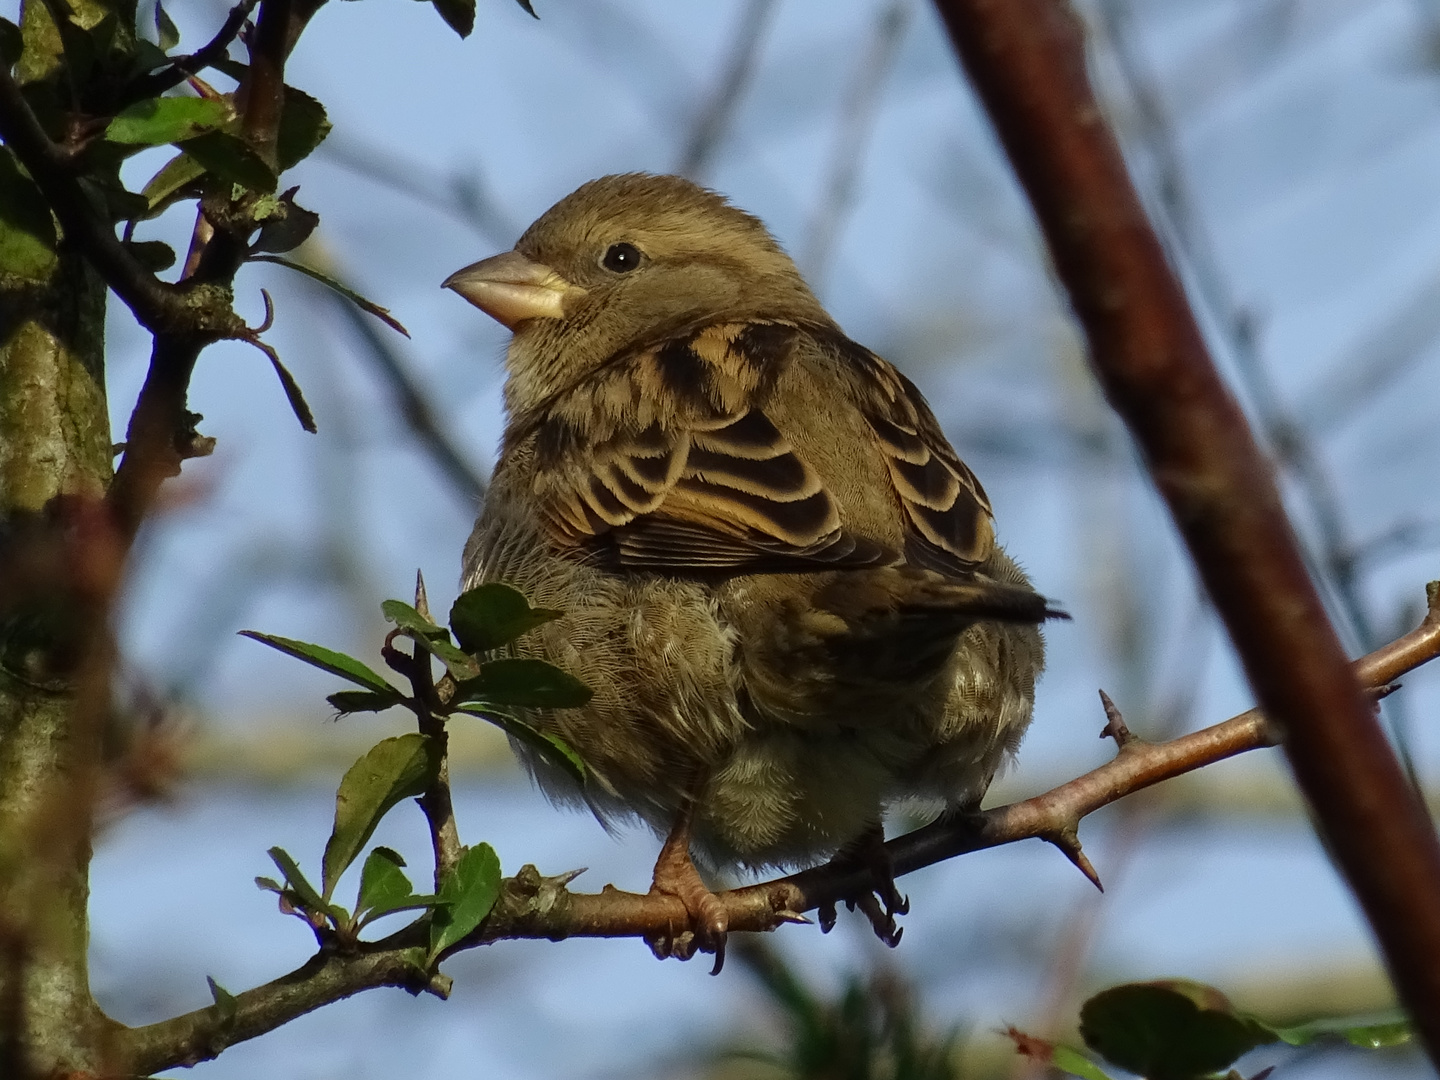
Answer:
xmin=119 ymin=583 xmax=1440 ymax=1076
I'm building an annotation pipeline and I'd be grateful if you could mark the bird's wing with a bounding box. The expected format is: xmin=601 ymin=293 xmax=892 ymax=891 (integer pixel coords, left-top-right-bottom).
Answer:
xmin=823 ymin=333 xmax=996 ymax=577
xmin=524 ymin=320 xmax=890 ymax=573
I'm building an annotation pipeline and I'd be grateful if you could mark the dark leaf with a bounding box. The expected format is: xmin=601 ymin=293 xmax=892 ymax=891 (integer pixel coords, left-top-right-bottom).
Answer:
xmin=248 ymin=255 xmax=410 ymax=337
xmin=321 ymin=734 xmax=439 ymax=899
xmin=456 ymin=658 xmax=592 ymax=709
xmin=327 ymin=689 xmax=403 ymax=715
xmin=248 ymin=338 xmax=318 ymax=433
xmin=449 ymin=582 xmax=562 ymax=653
xmin=237 ymin=630 xmax=398 ymax=695
xmin=0 ymin=148 xmax=58 ymax=283
xmin=0 ymin=17 xmax=23 ymax=67
xmin=251 ymin=188 xmax=319 ymax=254
xmin=513 ymin=0 xmax=538 ymax=16
xmin=206 ymin=976 xmax=237 ymax=1025
xmin=122 ymin=239 xmax=176 ymax=271
xmin=430 ymin=0 xmax=475 ymax=37
xmin=129 ymin=39 xmax=171 ymax=78
xmin=107 ymin=96 xmax=231 ymax=145
xmin=254 ymin=875 xmax=283 ymax=893
xmin=86 ymin=177 xmax=153 ymax=222
xmin=455 ymin=703 xmax=584 ymax=783
xmin=429 ymin=843 xmax=501 ymax=958
xmin=155 ymin=1 xmax=181 ymax=50
xmin=1080 ymin=981 xmax=1272 ymax=1080
xmin=181 ymin=129 xmax=278 ymax=193
xmin=276 ymin=85 xmax=332 ymax=170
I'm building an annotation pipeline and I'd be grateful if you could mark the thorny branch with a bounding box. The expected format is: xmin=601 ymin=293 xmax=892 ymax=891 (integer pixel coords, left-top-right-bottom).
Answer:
xmin=931 ymin=0 xmax=1440 ymax=1063
xmin=120 ymin=583 xmax=1440 ymax=1077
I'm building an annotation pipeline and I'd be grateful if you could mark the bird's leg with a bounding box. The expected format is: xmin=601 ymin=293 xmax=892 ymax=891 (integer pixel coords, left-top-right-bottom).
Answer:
xmin=646 ymin=789 xmax=728 ymax=974
xmin=827 ymin=822 xmax=908 ymax=947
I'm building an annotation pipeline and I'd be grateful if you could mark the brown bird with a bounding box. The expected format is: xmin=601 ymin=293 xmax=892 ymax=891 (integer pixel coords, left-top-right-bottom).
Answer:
xmin=445 ymin=173 xmax=1055 ymax=970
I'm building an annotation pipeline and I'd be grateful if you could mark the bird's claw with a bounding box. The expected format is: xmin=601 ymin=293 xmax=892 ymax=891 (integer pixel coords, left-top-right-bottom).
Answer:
xmin=826 ymin=824 xmax=909 ymax=946
xmin=645 ymin=886 xmax=728 ymax=973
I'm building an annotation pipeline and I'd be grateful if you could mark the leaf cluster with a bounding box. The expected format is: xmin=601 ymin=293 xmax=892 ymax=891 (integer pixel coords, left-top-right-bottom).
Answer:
xmin=241 ymin=580 xmax=586 ymax=963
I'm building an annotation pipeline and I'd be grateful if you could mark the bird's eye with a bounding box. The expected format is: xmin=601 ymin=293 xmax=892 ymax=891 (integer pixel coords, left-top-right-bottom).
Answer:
xmin=601 ymin=242 xmax=642 ymax=273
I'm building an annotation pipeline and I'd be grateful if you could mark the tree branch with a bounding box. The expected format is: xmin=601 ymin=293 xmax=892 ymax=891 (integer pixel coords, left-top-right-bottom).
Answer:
xmin=0 ymin=69 xmax=208 ymax=335
xmin=120 ymin=0 xmax=263 ymax=105
xmin=119 ymin=581 xmax=1440 ymax=1077
xmin=930 ymin=0 xmax=1440 ymax=1060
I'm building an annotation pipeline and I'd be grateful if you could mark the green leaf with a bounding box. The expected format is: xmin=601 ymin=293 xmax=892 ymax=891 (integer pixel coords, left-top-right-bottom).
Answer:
xmin=449 ymin=583 xmax=562 ymax=653
xmin=431 ymin=0 xmax=476 ymax=37
xmin=206 ymin=976 xmax=237 ymax=1025
xmin=0 ymin=17 xmax=24 ymax=67
xmin=322 ymin=734 xmax=439 ymax=900
xmin=154 ymin=1 xmax=180 ymax=50
xmin=455 ymin=704 xmax=584 ymax=783
xmin=0 ymin=148 xmax=58 ymax=283
xmin=238 ymin=630 xmax=398 ymax=695
xmin=181 ymin=129 xmax=278 ymax=193
xmin=356 ymin=846 xmax=436 ymax=927
xmin=456 ymin=658 xmax=592 ymax=709
xmin=327 ymin=689 xmax=403 ymax=715
xmin=107 ymin=96 xmax=231 ymax=145
xmin=266 ymin=846 xmax=327 ymax=913
xmin=1079 ymin=981 xmax=1272 ymax=1080
xmin=139 ymin=150 xmax=206 ymax=214
xmin=276 ymin=85 xmax=332 ymax=170
xmin=384 ymin=599 xmax=479 ymax=679
xmin=1049 ymin=1045 xmax=1118 ymax=1080
xmin=248 ymin=255 xmax=410 ymax=337
xmin=382 ymin=599 xmax=445 ymax=637
xmin=1269 ymin=1009 xmax=1411 ymax=1050
xmin=429 ymin=843 xmax=501 ymax=958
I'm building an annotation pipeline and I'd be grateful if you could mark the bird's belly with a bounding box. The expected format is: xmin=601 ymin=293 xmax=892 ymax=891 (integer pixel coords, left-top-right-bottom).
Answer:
xmin=464 ymin=515 xmax=1038 ymax=871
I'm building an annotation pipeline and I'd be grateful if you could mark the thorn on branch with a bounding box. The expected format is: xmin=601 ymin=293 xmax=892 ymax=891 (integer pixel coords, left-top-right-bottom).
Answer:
xmin=255 ymin=288 xmax=276 ymax=333
xmin=1048 ymin=828 xmax=1104 ymax=893
xmin=1098 ymin=689 xmax=1135 ymax=748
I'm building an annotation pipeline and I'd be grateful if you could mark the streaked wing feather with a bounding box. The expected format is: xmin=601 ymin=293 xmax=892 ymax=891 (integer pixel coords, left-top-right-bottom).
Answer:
xmin=832 ymin=336 xmax=996 ymax=576
xmin=531 ymin=322 xmax=889 ymax=573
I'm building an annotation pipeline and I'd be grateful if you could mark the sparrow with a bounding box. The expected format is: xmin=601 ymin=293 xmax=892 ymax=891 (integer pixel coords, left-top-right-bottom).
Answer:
xmin=444 ymin=173 xmax=1054 ymax=970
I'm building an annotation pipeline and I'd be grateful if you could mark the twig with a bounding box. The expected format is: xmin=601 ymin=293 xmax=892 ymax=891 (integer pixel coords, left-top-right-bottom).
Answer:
xmin=118 ymin=582 xmax=1440 ymax=1076
xmin=0 ymin=69 xmax=205 ymax=335
xmin=930 ymin=0 xmax=1440 ymax=1062
xmin=122 ymin=0 xmax=263 ymax=105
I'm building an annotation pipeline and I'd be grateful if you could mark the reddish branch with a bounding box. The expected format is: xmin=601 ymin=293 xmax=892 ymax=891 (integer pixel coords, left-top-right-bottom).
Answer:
xmin=120 ymin=584 xmax=1440 ymax=1076
xmin=929 ymin=0 xmax=1440 ymax=1061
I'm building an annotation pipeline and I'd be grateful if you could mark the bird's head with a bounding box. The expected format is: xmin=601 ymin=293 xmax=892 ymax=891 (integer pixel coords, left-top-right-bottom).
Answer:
xmin=444 ymin=173 xmax=833 ymax=414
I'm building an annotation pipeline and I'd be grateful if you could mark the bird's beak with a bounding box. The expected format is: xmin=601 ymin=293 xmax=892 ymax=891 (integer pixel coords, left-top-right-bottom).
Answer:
xmin=442 ymin=251 xmax=585 ymax=329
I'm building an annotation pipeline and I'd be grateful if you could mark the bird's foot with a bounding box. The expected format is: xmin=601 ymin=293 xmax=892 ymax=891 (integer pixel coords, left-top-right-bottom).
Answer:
xmin=644 ymin=800 xmax=728 ymax=973
xmin=824 ymin=823 xmax=909 ymax=947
